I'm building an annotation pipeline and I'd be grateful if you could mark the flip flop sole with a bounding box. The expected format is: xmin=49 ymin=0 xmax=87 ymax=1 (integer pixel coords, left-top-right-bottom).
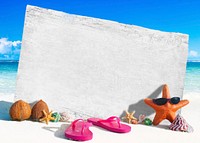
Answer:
xmin=65 ymin=119 xmax=93 ymax=141
xmin=88 ymin=117 xmax=131 ymax=133
xmin=65 ymin=132 xmax=93 ymax=141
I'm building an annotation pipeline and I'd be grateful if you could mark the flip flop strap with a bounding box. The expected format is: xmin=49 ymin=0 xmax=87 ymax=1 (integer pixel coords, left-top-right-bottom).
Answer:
xmin=99 ymin=116 xmax=121 ymax=128
xmin=72 ymin=119 xmax=85 ymax=134
xmin=72 ymin=119 xmax=92 ymax=135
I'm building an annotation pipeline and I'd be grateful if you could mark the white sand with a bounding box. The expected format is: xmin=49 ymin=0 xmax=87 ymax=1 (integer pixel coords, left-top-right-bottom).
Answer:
xmin=0 ymin=93 xmax=199 ymax=143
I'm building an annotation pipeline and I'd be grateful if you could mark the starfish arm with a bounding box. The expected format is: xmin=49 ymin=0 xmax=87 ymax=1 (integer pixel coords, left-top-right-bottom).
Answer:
xmin=166 ymin=112 xmax=176 ymax=123
xmin=173 ymin=100 xmax=189 ymax=111
xmin=39 ymin=117 xmax=46 ymax=122
xmin=130 ymin=111 xmax=137 ymax=120
xmin=132 ymin=117 xmax=137 ymax=120
xmin=49 ymin=116 xmax=55 ymax=121
xmin=45 ymin=119 xmax=48 ymax=125
xmin=153 ymin=113 xmax=166 ymax=125
xmin=131 ymin=111 xmax=135 ymax=116
xmin=144 ymin=98 xmax=158 ymax=109
xmin=42 ymin=110 xmax=47 ymax=116
xmin=162 ymin=84 xmax=171 ymax=98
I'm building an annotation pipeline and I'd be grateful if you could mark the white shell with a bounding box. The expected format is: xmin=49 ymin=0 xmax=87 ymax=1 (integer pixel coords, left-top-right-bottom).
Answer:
xmin=59 ymin=112 xmax=70 ymax=122
xmin=138 ymin=114 xmax=146 ymax=123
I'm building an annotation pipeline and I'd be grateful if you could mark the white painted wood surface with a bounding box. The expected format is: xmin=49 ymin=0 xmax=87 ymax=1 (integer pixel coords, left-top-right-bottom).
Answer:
xmin=15 ymin=5 xmax=188 ymax=118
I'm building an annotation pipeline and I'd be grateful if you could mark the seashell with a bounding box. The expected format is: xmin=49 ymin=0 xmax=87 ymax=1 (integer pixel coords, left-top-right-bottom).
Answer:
xmin=131 ymin=119 xmax=138 ymax=124
xmin=169 ymin=114 xmax=194 ymax=133
xmin=138 ymin=114 xmax=146 ymax=123
xmin=31 ymin=100 xmax=49 ymax=121
xmin=143 ymin=118 xmax=153 ymax=125
xmin=51 ymin=112 xmax=61 ymax=122
xmin=9 ymin=100 xmax=31 ymax=121
xmin=187 ymin=123 xmax=194 ymax=133
xmin=59 ymin=112 xmax=70 ymax=122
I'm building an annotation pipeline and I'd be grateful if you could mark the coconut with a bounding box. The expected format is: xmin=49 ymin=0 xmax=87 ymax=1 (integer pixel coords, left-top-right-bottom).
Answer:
xmin=9 ymin=100 xmax=31 ymax=121
xmin=31 ymin=100 xmax=49 ymax=121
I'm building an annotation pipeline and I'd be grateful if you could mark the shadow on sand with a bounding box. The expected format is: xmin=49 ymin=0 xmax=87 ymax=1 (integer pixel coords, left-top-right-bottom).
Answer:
xmin=0 ymin=100 xmax=13 ymax=120
xmin=120 ymin=85 xmax=163 ymax=118
xmin=42 ymin=123 xmax=70 ymax=140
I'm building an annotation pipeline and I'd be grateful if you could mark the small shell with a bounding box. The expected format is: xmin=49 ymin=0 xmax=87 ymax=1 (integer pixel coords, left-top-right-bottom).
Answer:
xmin=131 ymin=119 xmax=138 ymax=124
xmin=143 ymin=118 xmax=153 ymax=125
xmin=59 ymin=112 xmax=70 ymax=122
xmin=138 ymin=114 xmax=146 ymax=123
xmin=51 ymin=112 xmax=61 ymax=122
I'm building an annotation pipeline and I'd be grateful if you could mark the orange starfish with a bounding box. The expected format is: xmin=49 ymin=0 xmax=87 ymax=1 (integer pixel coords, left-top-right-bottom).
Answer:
xmin=39 ymin=110 xmax=55 ymax=124
xmin=144 ymin=84 xmax=189 ymax=125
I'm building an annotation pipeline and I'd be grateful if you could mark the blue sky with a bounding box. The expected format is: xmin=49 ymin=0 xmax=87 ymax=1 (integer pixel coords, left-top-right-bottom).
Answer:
xmin=0 ymin=0 xmax=200 ymax=60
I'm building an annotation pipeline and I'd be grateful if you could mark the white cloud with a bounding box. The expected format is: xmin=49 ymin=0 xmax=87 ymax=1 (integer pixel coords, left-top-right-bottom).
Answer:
xmin=0 ymin=38 xmax=21 ymax=60
xmin=0 ymin=38 xmax=12 ymax=54
xmin=189 ymin=50 xmax=198 ymax=57
xmin=12 ymin=40 xmax=21 ymax=47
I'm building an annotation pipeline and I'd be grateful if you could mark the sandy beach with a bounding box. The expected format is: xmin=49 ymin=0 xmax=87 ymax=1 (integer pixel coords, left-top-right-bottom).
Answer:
xmin=0 ymin=92 xmax=199 ymax=143
xmin=1 ymin=1 xmax=200 ymax=142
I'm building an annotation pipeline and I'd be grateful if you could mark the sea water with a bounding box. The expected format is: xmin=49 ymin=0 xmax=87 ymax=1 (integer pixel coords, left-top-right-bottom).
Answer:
xmin=184 ymin=62 xmax=200 ymax=93
xmin=0 ymin=61 xmax=18 ymax=95
xmin=0 ymin=61 xmax=199 ymax=96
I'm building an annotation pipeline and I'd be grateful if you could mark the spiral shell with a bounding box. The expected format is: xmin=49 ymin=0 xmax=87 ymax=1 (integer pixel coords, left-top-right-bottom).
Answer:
xmin=169 ymin=114 xmax=193 ymax=132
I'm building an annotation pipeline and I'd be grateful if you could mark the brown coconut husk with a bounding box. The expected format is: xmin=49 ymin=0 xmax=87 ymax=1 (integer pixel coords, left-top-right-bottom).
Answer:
xmin=31 ymin=100 xmax=49 ymax=121
xmin=9 ymin=100 xmax=31 ymax=121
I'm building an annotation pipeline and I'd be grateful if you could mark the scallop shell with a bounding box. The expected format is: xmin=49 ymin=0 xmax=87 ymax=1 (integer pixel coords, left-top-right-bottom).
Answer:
xmin=59 ymin=112 xmax=70 ymax=122
xmin=9 ymin=100 xmax=31 ymax=121
xmin=31 ymin=100 xmax=49 ymax=121
xmin=169 ymin=114 xmax=193 ymax=133
xmin=138 ymin=114 xmax=146 ymax=123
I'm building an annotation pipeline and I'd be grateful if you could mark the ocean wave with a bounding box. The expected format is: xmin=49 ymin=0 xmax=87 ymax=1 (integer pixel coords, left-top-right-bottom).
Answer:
xmin=0 ymin=93 xmax=15 ymax=102
xmin=0 ymin=60 xmax=19 ymax=63
xmin=187 ymin=60 xmax=200 ymax=63
xmin=183 ymin=91 xmax=200 ymax=97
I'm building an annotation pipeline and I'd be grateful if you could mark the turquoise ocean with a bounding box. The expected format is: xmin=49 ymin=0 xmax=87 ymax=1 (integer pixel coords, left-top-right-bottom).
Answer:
xmin=0 ymin=61 xmax=18 ymax=95
xmin=0 ymin=61 xmax=199 ymax=96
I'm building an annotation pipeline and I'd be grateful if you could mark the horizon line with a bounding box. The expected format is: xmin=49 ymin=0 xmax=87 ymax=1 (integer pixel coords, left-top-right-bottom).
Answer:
xmin=0 ymin=60 xmax=200 ymax=63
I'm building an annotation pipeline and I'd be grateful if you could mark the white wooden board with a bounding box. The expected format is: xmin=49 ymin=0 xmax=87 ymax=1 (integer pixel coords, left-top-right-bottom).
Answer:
xmin=15 ymin=5 xmax=188 ymax=118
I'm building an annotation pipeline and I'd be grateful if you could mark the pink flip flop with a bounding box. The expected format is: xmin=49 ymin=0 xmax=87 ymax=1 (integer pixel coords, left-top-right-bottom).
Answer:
xmin=87 ymin=116 xmax=131 ymax=133
xmin=65 ymin=119 xmax=93 ymax=141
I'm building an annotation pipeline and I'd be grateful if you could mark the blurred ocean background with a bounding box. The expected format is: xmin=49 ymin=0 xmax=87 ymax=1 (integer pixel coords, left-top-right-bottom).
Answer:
xmin=0 ymin=61 xmax=199 ymax=96
xmin=0 ymin=61 xmax=18 ymax=96
xmin=184 ymin=62 xmax=200 ymax=94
